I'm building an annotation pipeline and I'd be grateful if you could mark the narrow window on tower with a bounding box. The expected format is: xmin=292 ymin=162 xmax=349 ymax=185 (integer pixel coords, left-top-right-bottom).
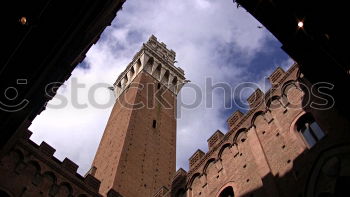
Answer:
xmin=152 ymin=120 xmax=157 ymax=128
xmin=157 ymin=83 xmax=161 ymax=89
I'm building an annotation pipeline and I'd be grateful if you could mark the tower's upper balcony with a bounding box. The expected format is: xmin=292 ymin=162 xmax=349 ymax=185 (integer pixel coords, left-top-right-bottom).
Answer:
xmin=113 ymin=35 xmax=186 ymax=99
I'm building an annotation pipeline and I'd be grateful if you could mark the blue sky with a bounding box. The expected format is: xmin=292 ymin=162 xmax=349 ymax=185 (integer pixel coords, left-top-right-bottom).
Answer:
xmin=29 ymin=0 xmax=293 ymax=174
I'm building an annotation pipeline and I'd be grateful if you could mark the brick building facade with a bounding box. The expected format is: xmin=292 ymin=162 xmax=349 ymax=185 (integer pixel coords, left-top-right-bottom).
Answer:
xmin=1 ymin=36 xmax=350 ymax=197
xmin=167 ymin=64 xmax=350 ymax=197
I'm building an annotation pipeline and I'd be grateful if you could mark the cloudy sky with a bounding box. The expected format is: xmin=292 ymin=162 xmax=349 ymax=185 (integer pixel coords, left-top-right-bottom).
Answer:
xmin=29 ymin=0 xmax=293 ymax=175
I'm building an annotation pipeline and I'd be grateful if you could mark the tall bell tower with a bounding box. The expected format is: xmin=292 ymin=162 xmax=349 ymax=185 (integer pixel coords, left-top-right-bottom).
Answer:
xmin=91 ymin=35 xmax=186 ymax=197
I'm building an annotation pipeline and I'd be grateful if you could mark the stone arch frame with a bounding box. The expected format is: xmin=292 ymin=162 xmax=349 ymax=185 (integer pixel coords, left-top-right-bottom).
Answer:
xmin=251 ymin=111 xmax=266 ymax=128
xmin=134 ymin=58 xmax=142 ymax=73
xmin=42 ymin=171 xmax=58 ymax=184
xmin=216 ymin=182 xmax=235 ymax=197
xmin=57 ymin=181 xmax=74 ymax=196
xmin=162 ymin=69 xmax=170 ymax=84
xmin=289 ymin=111 xmax=309 ymax=151
xmin=3 ymin=148 xmax=25 ymax=167
xmin=233 ymin=128 xmax=247 ymax=143
xmin=144 ymin=56 xmax=154 ymax=73
xmin=25 ymin=160 xmax=42 ymax=174
xmin=281 ymin=80 xmax=301 ymax=104
xmin=171 ymin=76 xmax=178 ymax=92
xmin=129 ymin=65 xmax=135 ymax=79
xmin=281 ymin=80 xmax=298 ymax=97
xmin=187 ymin=172 xmax=201 ymax=190
xmin=153 ymin=64 xmax=162 ymax=80
xmin=11 ymin=148 xmax=25 ymax=161
xmin=304 ymin=145 xmax=350 ymax=197
xmin=266 ymin=95 xmax=284 ymax=110
xmin=218 ymin=143 xmax=232 ymax=160
xmin=202 ymin=158 xmax=216 ymax=175
xmin=293 ymin=112 xmax=326 ymax=149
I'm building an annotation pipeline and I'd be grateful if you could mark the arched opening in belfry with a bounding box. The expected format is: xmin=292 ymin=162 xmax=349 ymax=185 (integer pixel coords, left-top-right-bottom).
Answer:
xmin=145 ymin=57 xmax=154 ymax=73
xmin=129 ymin=66 xmax=135 ymax=79
xmin=161 ymin=70 xmax=170 ymax=84
xmin=171 ymin=76 xmax=178 ymax=92
xmin=153 ymin=64 xmax=162 ymax=80
xmin=135 ymin=59 xmax=142 ymax=73
xmin=219 ymin=186 xmax=234 ymax=197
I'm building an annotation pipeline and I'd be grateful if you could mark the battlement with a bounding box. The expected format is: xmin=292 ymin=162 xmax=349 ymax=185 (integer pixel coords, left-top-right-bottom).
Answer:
xmin=268 ymin=67 xmax=286 ymax=85
xmin=146 ymin=35 xmax=176 ymax=66
xmin=172 ymin=168 xmax=187 ymax=183
xmin=113 ymin=35 xmax=187 ymax=99
xmin=189 ymin=149 xmax=205 ymax=169
xmin=227 ymin=110 xmax=244 ymax=129
xmin=185 ymin=63 xmax=300 ymax=176
xmin=207 ymin=130 xmax=224 ymax=150
xmin=246 ymin=88 xmax=264 ymax=109
xmin=21 ymin=130 xmax=102 ymax=193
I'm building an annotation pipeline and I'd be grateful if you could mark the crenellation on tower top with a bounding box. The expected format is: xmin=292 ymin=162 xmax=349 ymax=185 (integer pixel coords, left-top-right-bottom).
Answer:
xmin=93 ymin=36 xmax=186 ymax=196
xmin=113 ymin=35 xmax=186 ymax=99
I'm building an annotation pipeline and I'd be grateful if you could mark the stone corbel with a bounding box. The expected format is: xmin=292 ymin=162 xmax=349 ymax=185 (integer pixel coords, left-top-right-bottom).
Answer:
xmin=168 ymin=74 xmax=174 ymax=86
xmin=139 ymin=53 xmax=148 ymax=69
xmin=127 ymin=70 xmax=133 ymax=82
xmin=151 ymin=61 xmax=159 ymax=74
xmin=121 ymin=77 xmax=127 ymax=89
xmin=159 ymin=67 xmax=167 ymax=82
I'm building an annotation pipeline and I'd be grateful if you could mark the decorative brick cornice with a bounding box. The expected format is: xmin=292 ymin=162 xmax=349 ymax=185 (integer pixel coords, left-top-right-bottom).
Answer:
xmin=113 ymin=35 xmax=187 ymax=99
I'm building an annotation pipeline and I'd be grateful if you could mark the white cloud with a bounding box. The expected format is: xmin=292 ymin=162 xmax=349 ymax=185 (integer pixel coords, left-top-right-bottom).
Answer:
xmin=29 ymin=0 xmax=287 ymax=174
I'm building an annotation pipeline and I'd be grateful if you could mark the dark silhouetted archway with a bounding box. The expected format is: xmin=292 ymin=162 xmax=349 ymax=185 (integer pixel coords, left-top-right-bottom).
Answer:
xmin=219 ymin=186 xmax=234 ymax=197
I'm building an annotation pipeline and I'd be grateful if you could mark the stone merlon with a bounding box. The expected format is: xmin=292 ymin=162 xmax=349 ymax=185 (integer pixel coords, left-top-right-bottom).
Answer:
xmin=189 ymin=149 xmax=205 ymax=169
xmin=207 ymin=130 xmax=224 ymax=150
xmin=247 ymin=88 xmax=264 ymax=109
xmin=113 ymin=35 xmax=187 ymax=99
xmin=268 ymin=67 xmax=286 ymax=85
xmin=227 ymin=110 xmax=244 ymax=129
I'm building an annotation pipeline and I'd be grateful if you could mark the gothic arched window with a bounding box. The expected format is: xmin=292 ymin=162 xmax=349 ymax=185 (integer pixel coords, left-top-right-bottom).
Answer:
xmin=219 ymin=186 xmax=234 ymax=197
xmin=296 ymin=113 xmax=325 ymax=148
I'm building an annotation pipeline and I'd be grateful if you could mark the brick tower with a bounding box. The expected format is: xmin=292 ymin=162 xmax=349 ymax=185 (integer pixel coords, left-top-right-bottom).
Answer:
xmin=91 ymin=35 xmax=186 ymax=197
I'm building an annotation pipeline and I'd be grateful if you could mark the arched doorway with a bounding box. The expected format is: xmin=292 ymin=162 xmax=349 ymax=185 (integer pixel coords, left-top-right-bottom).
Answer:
xmin=219 ymin=186 xmax=234 ymax=197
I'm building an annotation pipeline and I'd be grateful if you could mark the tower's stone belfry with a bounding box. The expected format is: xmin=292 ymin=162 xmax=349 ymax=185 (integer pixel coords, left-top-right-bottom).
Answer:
xmin=91 ymin=35 xmax=186 ymax=197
